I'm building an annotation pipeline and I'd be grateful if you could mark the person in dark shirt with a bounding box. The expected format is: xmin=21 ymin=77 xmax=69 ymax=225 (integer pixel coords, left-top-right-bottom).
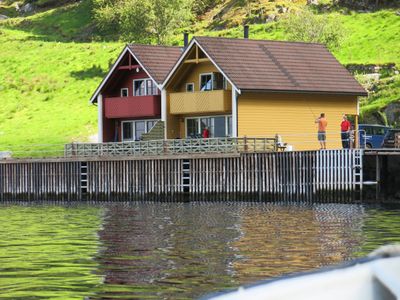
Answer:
xmin=340 ymin=115 xmax=351 ymax=149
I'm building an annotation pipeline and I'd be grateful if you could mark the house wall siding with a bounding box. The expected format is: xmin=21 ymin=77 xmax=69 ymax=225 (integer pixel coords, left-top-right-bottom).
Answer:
xmin=238 ymin=92 xmax=358 ymax=150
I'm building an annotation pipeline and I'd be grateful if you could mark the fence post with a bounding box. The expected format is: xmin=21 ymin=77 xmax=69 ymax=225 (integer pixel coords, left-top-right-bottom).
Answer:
xmin=274 ymin=134 xmax=279 ymax=152
xmin=396 ymin=133 xmax=400 ymax=149
xmin=163 ymin=140 xmax=167 ymax=155
xmin=244 ymin=135 xmax=248 ymax=152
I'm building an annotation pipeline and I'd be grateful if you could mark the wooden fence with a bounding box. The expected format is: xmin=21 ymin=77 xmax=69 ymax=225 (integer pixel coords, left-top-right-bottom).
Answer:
xmin=0 ymin=150 xmax=362 ymax=202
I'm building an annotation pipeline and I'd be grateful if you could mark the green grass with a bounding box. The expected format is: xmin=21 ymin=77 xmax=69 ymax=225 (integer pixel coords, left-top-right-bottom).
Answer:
xmin=0 ymin=0 xmax=399 ymax=156
xmin=334 ymin=10 xmax=400 ymax=65
xmin=0 ymin=27 xmax=122 ymax=155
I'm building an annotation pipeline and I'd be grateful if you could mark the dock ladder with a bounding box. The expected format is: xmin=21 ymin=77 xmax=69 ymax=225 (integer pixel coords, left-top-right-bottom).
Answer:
xmin=353 ymin=149 xmax=364 ymax=198
xmin=182 ymin=159 xmax=190 ymax=193
xmin=80 ymin=162 xmax=88 ymax=195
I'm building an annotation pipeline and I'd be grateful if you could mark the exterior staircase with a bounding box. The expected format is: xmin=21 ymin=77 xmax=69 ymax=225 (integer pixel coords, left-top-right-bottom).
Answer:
xmin=141 ymin=120 xmax=165 ymax=141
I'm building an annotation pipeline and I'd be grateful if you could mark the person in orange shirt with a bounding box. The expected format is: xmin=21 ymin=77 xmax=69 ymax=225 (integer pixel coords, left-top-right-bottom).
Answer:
xmin=315 ymin=113 xmax=328 ymax=150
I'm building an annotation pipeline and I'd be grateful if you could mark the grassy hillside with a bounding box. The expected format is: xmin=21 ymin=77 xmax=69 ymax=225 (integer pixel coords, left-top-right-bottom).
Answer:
xmin=0 ymin=0 xmax=399 ymax=156
xmin=0 ymin=2 xmax=122 ymax=155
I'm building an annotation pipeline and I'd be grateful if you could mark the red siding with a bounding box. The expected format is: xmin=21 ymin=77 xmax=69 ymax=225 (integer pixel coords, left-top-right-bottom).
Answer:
xmin=104 ymin=95 xmax=161 ymax=119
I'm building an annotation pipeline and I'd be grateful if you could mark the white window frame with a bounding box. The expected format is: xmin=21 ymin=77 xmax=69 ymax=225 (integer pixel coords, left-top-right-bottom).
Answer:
xmin=185 ymin=115 xmax=232 ymax=138
xmin=121 ymin=119 xmax=159 ymax=141
xmin=120 ymin=88 xmax=129 ymax=97
xmin=133 ymin=78 xmax=158 ymax=96
xmin=186 ymin=83 xmax=195 ymax=92
xmin=133 ymin=78 xmax=147 ymax=96
xmin=199 ymin=73 xmax=213 ymax=92
xmin=146 ymin=78 xmax=158 ymax=96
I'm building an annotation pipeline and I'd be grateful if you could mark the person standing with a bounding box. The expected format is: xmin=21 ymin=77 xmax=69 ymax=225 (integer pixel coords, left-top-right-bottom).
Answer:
xmin=340 ymin=115 xmax=351 ymax=149
xmin=315 ymin=113 xmax=328 ymax=150
xmin=202 ymin=126 xmax=210 ymax=139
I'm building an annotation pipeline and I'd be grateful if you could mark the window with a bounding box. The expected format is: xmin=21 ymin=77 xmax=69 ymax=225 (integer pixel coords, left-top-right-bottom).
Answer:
xmin=121 ymin=119 xmax=159 ymax=141
xmin=186 ymin=83 xmax=194 ymax=92
xmin=200 ymin=74 xmax=213 ymax=91
xmin=187 ymin=119 xmax=199 ymax=138
xmin=213 ymin=73 xmax=225 ymax=90
xmin=122 ymin=122 xmax=133 ymax=141
xmin=134 ymin=80 xmax=146 ymax=96
xmin=213 ymin=117 xmax=226 ymax=137
xmin=186 ymin=115 xmax=232 ymax=138
xmin=200 ymin=73 xmax=225 ymax=91
xmin=227 ymin=116 xmax=232 ymax=137
xmin=121 ymin=88 xmax=129 ymax=97
xmin=135 ymin=121 xmax=146 ymax=140
xmin=147 ymin=120 xmax=156 ymax=131
xmin=134 ymin=79 xmax=158 ymax=96
xmin=146 ymin=79 xmax=158 ymax=95
xmin=373 ymin=127 xmax=386 ymax=136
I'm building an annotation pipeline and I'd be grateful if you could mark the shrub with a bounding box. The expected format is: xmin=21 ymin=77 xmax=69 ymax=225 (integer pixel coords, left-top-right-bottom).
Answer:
xmin=282 ymin=9 xmax=345 ymax=50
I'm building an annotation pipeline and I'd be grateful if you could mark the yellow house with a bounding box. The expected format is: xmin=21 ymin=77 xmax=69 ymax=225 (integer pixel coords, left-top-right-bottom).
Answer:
xmin=161 ymin=36 xmax=367 ymax=150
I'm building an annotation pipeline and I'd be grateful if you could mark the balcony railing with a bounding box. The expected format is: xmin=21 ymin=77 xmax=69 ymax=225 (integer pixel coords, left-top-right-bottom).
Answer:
xmin=65 ymin=137 xmax=278 ymax=158
xmin=169 ymin=90 xmax=232 ymax=115
xmin=104 ymin=95 xmax=161 ymax=119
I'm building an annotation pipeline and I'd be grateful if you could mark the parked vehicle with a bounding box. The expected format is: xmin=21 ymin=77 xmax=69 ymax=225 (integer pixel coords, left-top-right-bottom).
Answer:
xmin=358 ymin=124 xmax=390 ymax=148
xmin=381 ymin=128 xmax=400 ymax=148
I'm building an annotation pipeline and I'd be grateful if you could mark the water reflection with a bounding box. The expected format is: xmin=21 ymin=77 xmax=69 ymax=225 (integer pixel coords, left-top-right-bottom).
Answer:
xmin=0 ymin=203 xmax=103 ymax=299
xmin=0 ymin=202 xmax=399 ymax=299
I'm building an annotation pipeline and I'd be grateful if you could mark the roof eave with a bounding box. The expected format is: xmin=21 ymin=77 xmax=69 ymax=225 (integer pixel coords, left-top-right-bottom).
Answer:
xmin=239 ymin=88 xmax=368 ymax=97
xmin=89 ymin=45 xmax=130 ymax=104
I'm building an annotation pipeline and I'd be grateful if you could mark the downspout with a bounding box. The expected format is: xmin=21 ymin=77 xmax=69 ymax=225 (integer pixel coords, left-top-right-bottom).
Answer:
xmin=161 ymin=89 xmax=167 ymax=139
xmin=98 ymin=93 xmax=103 ymax=143
xmin=232 ymin=89 xmax=239 ymax=137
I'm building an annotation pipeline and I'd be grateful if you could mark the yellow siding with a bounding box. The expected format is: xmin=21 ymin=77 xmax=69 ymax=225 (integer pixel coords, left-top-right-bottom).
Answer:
xmin=170 ymin=90 xmax=231 ymax=115
xmin=166 ymin=94 xmax=181 ymax=139
xmin=238 ymin=92 xmax=358 ymax=150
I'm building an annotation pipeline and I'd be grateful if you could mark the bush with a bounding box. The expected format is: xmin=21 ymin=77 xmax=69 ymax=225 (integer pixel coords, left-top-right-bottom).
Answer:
xmin=92 ymin=0 xmax=193 ymax=44
xmin=282 ymin=9 xmax=345 ymax=50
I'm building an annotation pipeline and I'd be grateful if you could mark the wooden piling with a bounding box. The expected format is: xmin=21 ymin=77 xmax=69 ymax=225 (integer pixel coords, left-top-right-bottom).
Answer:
xmin=0 ymin=150 xmax=363 ymax=202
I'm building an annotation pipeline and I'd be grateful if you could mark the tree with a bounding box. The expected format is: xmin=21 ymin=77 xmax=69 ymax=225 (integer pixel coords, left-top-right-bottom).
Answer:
xmin=282 ymin=9 xmax=345 ymax=51
xmin=148 ymin=0 xmax=193 ymax=45
xmin=92 ymin=0 xmax=193 ymax=44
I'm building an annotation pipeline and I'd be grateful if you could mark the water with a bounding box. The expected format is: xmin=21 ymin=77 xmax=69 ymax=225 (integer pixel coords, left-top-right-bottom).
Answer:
xmin=0 ymin=202 xmax=400 ymax=299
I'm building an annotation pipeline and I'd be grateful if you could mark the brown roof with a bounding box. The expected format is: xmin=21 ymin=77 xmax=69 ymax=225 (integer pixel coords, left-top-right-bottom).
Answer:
xmin=194 ymin=37 xmax=367 ymax=96
xmin=128 ymin=44 xmax=182 ymax=84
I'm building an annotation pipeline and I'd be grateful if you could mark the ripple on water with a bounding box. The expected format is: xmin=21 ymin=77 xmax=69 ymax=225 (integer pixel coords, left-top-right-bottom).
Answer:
xmin=0 ymin=202 xmax=400 ymax=299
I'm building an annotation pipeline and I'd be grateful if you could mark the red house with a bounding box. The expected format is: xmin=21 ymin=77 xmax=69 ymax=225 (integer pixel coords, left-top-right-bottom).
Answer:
xmin=90 ymin=44 xmax=182 ymax=142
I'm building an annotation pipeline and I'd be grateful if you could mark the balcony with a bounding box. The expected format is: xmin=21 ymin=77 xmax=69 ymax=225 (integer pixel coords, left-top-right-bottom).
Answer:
xmin=104 ymin=95 xmax=161 ymax=119
xmin=169 ymin=90 xmax=232 ymax=115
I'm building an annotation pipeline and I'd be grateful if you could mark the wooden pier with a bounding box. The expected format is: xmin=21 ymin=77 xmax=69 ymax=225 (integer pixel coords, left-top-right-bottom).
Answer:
xmin=0 ymin=150 xmax=366 ymax=202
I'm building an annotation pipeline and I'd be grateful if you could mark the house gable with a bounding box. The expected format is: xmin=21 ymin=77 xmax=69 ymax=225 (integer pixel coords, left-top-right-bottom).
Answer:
xmin=162 ymin=38 xmax=240 ymax=94
xmin=90 ymin=44 xmax=182 ymax=103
